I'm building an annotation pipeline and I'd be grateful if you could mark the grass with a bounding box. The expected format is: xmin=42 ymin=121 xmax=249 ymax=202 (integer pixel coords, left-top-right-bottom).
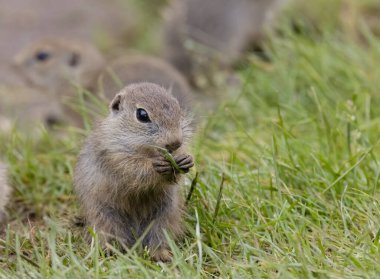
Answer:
xmin=1 ymin=0 xmax=380 ymax=278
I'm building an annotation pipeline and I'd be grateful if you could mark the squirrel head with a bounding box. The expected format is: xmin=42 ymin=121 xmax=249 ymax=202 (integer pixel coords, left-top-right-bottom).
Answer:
xmin=102 ymin=82 xmax=192 ymax=155
xmin=13 ymin=38 xmax=105 ymax=93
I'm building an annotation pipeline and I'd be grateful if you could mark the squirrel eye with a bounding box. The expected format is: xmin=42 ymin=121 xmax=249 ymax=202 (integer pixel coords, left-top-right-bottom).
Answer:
xmin=136 ymin=108 xmax=151 ymax=123
xmin=35 ymin=51 xmax=51 ymax=62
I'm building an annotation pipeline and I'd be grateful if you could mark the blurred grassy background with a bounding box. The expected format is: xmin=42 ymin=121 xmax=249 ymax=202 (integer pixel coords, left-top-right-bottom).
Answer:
xmin=1 ymin=0 xmax=380 ymax=277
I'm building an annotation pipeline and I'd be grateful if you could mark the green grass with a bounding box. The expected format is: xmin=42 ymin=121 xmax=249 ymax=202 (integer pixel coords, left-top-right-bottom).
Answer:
xmin=2 ymin=0 xmax=380 ymax=278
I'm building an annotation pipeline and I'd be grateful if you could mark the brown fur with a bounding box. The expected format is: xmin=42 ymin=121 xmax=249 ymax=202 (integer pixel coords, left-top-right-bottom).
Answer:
xmin=0 ymin=161 xmax=10 ymax=225
xmin=164 ymin=0 xmax=284 ymax=81
xmin=99 ymin=54 xmax=192 ymax=109
xmin=74 ymin=82 xmax=194 ymax=261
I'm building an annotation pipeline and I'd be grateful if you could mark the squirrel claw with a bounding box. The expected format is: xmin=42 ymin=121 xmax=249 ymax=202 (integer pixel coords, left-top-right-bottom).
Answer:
xmin=175 ymin=154 xmax=194 ymax=172
xmin=179 ymin=162 xmax=194 ymax=172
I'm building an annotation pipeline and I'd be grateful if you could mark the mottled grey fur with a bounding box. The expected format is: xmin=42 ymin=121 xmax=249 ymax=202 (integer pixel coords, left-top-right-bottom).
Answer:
xmin=0 ymin=161 xmax=10 ymax=225
xmin=74 ymin=82 xmax=193 ymax=261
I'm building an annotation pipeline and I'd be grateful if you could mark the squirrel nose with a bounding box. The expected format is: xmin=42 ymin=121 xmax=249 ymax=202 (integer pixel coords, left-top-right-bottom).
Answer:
xmin=165 ymin=140 xmax=182 ymax=153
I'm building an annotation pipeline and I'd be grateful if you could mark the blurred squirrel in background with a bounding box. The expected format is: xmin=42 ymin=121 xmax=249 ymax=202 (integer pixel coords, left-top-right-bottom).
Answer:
xmin=164 ymin=0 xmax=285 ymax=86
xmin=2 ymin=0 xmax=287 ymax=130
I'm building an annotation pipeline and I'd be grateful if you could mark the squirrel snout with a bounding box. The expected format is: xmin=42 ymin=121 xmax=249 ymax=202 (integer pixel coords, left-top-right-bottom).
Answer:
xmin=165 ymin=140 xmax=182 ymax=153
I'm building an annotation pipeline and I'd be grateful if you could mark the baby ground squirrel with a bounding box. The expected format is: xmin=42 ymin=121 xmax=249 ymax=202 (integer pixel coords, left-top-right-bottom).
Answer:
xmin=164 ymin=0 xmax=284 ymax=81
xmin=0 ymin=161 xmax=10 ymax=225
xmin=74 ymin=82 xmax=194 ymax=262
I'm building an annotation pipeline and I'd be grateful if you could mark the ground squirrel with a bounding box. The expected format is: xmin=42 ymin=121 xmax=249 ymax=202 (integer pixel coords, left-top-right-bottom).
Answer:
xmin=99 ymin=54 xmax=192 ymax=109
xmin=74 ymin=82 xmax=194 ymax=261
xmin=13 ymin=38 xmax=106 ymax=126
xmin=164 ymin=0 xmax=284 ymax=81
xmin=0 ymin=161 xmax=10 ymax=225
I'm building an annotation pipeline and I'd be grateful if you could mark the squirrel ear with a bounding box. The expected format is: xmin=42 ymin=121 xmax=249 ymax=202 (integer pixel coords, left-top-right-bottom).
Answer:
xmin=110 ymin=94 xmax=122 ymax=113
xmin=68 ymin=52 xmax=80 ymax=67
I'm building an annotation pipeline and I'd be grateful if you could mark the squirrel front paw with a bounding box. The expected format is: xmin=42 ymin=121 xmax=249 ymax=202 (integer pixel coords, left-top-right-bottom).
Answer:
xmin=174 ymin=154 xmax=194 ymax=173
xmin=153 ymin=154 xmax=194 ymax=175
